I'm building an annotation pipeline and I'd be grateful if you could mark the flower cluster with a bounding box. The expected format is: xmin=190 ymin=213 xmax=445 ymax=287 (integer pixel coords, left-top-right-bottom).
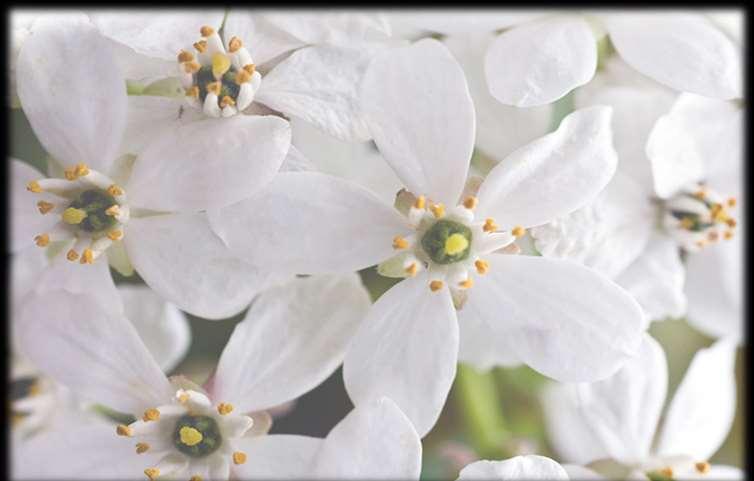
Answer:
xmin=10 ymin=8 xmax=742 ymax=481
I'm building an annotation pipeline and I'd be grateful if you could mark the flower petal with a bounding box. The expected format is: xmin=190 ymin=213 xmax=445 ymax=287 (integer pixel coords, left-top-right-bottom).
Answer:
xmin=261 ymin=12 xmax=391 ymax=48
xmin=606 ymin=12 xmax=742 ymax=99
xmin=11 ymin=159 xmax=60 ymax=253
xmin=656 ymin=339 xmax=738 ymax=460
xmin=485 ymin=17 xmax=597 ymax=107
xmin=457 ymin=455 xmax=569 ymax=480
xmin=390 ymin=11 xmax=545 ymax=35
xmin=127 ymin=115 xmax=291 ymax=212
xmin=16 ymin=15 xmax=126 ymax=171
xmin=125 ymin=213 xmax=278 ymax=319
xmin=313 ymin=397 xmax=422 ymax=479
xmin=343 ymin=273 xmax=458 ymax=437
xmin=231 ymin=434 xmax=322 ymax=479
xmin=209 ymin=172 xmax=412 ymax=275
xmin=16 ymin=289 xmax=172 ymax=414
xmin=457 ymin=305 xmax=522 ymax=371
xmin=476 ymin=106 xmax=617 ymax=230
xmin=213 ymin=274 xmax=371 ymax=413
xmin=361 ymin=38 xmax=474 ymax=204
xmin=472 ymin=254 xmax=643 ymax=382
xmin=118 ymin=96 xmax=192 ymax=157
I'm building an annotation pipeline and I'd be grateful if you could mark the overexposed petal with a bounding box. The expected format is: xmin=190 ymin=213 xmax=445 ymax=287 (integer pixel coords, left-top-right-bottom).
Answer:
xmin=343 ymin=274 xmax=458 ymax=437
xmin=458 ymin=455 xmax=569 ymax=480
xmin=231 ymin=434 xmax=322 ymax=479
xmin=361 ymin=38 xmax=474 ymax=204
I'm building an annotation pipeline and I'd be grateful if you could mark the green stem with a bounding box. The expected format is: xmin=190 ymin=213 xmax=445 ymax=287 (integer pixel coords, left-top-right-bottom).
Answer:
xmin=454 ymin=364 xmax=509 ymax=459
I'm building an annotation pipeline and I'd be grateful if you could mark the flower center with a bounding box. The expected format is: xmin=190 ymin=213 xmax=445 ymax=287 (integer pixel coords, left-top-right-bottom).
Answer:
xmin=65 ymin=189 xmax=118 ymax=233
xmin=421 ymin=219 xmax=473 ymax=264
xmin=663 ymin=183 xmax=737 ymax=251
xmin=172 ymin=414 xmax=222 ymax=458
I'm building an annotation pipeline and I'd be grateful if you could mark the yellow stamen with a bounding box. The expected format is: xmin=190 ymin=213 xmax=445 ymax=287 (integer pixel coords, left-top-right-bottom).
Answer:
xmin=184 ymin=60 xmax=201 ymax=74
xmin=80 ymin=248 xmax=94 ymax=265
xmin=37 ymin=201 xmax=55 ymax=214
xmin=178 ymin=392 xmax=190 ymax=404
xmin=725 ymin=218 xmax=737 ymax=228
xmin=430 ymin=203 xmax=445 ymax=218
xmin=693 ymin=190 xmax=706 ymax=199
xmin=116 ymin=424 xmax=133 ymax=437
xmin=680 ymin=217 xmax=695 ymax=230
xmin=217 ymin=403 xmax=234 ymax=415
xmin=392 ymin=236 xmax=409 ymax=250
xmin=179 ymin=426 xmax=204 ymax=446
xmin=107 ymin=184 xmax=124 ymax=197
xmin=444 ymin=233 xmax=469 ymax=255
xmin=107 ymin=229 xmax=123 ymax=241
xmin=177 ymin=50 xmax=194 ymax=63
xmin=105 ymin=205 xmax=120 ymax=217
xmin=212 ymin=52 xmax=232 ymax=79
xmin=429 ymin=280 xmax=444 ymax=292
xmin=135 ymin=442 xmax=150 ymax=454
xmin=413 ymin=195 xmax=426 ymax=210
xmin=463 ymin=196 xmax=478 ymax=210
xmin=190 ymin=476 xmax=203 ymax=481
xmin=474 ymin=259 xmax=489 ymax=275
xmin=459 ymin=278 xmax=474 ymax=289
xmin=144 ymin=468 xmax=160 ymax=480
xmin=235 ymin=68 xmax=252 ymax=84
xmin=405 ymin=263 xmax=418 ymax=277
xmin=66 ymin=249 xmax=79 ymax=262
xmin=34 ymin=234 xmax=50 ymax=247
xmin=185 ymin=86 xmax=200 ymax=98
xmin=483 ymin=218 xmax=498 ymax=233
xmin=206 ymin=81 xmax=221 ymax=96
xmin=659 ymin=467 xmax=673 ymax=478
xmin=228 ymin=36 xmax=243 ymax=53
xmin=28 ymin=380 xmax=41 ymax=396
xmin=696 ymin=240 xmax=706 ymax=249
xmin=193 ymin=40 xmax=207 ymax=53
xmin=200 ymin=25 xmax=215 ymax=37
xmin=243 ymin=63 xmax=256 ymax=76
xmin=724 ymin=230 xmax=734 ymax=240
xmin=707 ymin=231 xmax=719 ymax=242
xmin=74 ymin=163 xmax=89 ymax=177
xmin=62 ymin=207 xmax=88 ymax=225
xmin=727 ymin=197 xmax=737 ymax=207
xmin=695 ymin=462 xmax=711 ymax=474
xmin=142 ymin=408 xmax=160 ymax=422
xmin=511 ymin=226 xmax=526 ymax=238
xmin=220 ymin=95 xmax=236 ymax=108
xmin=64 ymin=168 xmax=78 ymax=180
xmin=26 ymin=181 xmax=43 ymax=193
xmin=233 ymin=451 xmax=247 ymax=465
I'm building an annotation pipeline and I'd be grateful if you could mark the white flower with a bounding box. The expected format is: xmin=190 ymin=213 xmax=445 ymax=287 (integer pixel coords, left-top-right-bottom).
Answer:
xmin=457 ymin=454 xmax=602 ymax=480
xmin=12 ymin=15 xmax=290 ymax=318
xmin=210 ymin=39 xmax=645 ymax=437
xmin=389 ymin=9 xmax=742 ymax=105
xmin=14 ymin=273 xmax=370 ymax=480
xmin=542 ymin=334 xmax=741 ymax=480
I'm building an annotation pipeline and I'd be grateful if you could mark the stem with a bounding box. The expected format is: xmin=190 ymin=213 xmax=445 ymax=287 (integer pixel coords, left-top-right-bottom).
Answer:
xmin=454 ymin=364 xmax=509 ymax=459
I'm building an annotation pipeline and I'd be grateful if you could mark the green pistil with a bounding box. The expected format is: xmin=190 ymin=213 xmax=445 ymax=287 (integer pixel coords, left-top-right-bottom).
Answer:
xmin=421 ymin=219 xmax=472 ymax=265
xmin=196 ymin=65 xmax=241 ymax=103
xmin=67 ymin=189 xmax=118 ymax=233
xmin=172 ymin=414 xmax=222 ymax=458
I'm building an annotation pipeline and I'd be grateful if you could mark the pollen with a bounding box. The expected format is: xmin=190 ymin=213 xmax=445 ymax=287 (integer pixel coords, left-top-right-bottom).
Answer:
xmin=193 ymin=40 xmax=208 ymax=53
xmin=26 ymin=181 xmax=43 ymax=193
xmin=474 ymin=259 xmax=489 ymax=274
xmin=135 ymin=442 xmax=150 ymax=454
xmin=429 ymin=280 xmax=444 ymax=292
xmin=80 ymin=248 xmax=94 ymax=265
xmin=105 ymin=205 xmax=121 ymax=217
xmin=206 ymin=81 xmax=221 ymax=96
xmin=444 ymin=233 xmax=469 ymax=255
xmin=405 ymin=263 xmax=418 ymax=277
xmin=34 ymin=234 xmax=50 ymax=247
xmin=727 ymin=197 xmax=737 ymax=207
xmin=66 ymin=249 xmax=79 ymax=261
xmin=726 ymin=218 xmax=737 ymax=228
xmin=235 ymin=68 xmax=252 ymax=84
xmin=200 ymin=25 xmax=215 ymax=37
xmin=185 ymin=86 xmax=200 ymax=98
xmin=483 ymin=218 xmax=498 ymax=233
xmin=178 ymin=392 xmax=190 ymax=404
xmin=212 ymin=53 xmax=232 ymax=79
xmin=693 ymin=189 xmax=706 ymax=200
xmin=392 ymin=236 xmax=409 ymax=250
xmin=458 ymin=278 xmax=474 ymax=289
xmin=107 ymin=184 xmax=124 ymax=197
xmin=695 ymin=462 xmax=711 ymax=474
xmin=220 ymin=95 xmax=236 ymax=108
xmin=724 ymin=230 xmax=734 ymax=240
xmin=190 ymin=476 xmax=203 ymax=481
xmin=143 ymin=408 xmax=160 ymax=422
xmin=412 ymin=195 xmax=426 ymax=210
xmin=243 ymin=63 xmax=256 ymax=76
xmin=62 ymin=207 xmax=88 ymax=225
xmin=178 ymin=50 xmax=194 ymax=63
xmin=233 ymin=451 xmax=247 ymax=465
xmin=106 ymin=229 xmax=123 ymax=241
xmin=228 ymin=36 xmax=243 ymax=53
xmin=74 ymin=163 xmax=90 ymax=177
xmin=217 ymin=403 xmax=234 ymax=415
xmin=184 ymin=60 xmax=201 ymax=74
xmin=511 ymin=226 xmax=526 ymax=238
xmin=463 ymin=196 xmax=478 ymax=210
xmin=430 ymin=203 xmax=445 ymax=218
xmin=144 ymin=468 xmax=160 ymax=480
xmin=179 ymin=426 xmax=204 ymax=446
xmin=116 ymin=424 xmax=134 ymax=437
xmin=64 ymin=168 xmax=77 ymax=180
xmin=707 ymin=231 xmax=719 ymax=242
xmin=659 ymin=467 xmax=673 ymax=478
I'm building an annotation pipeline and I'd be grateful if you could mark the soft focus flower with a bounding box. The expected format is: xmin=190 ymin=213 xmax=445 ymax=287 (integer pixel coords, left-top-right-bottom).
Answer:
xmin=457 ymin=454 xmax=602 ymax=480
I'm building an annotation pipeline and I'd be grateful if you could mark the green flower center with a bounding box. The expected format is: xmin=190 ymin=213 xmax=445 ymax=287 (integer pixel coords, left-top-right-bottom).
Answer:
xmin=195 ymin=65 xmax=241 ymax=103
xmin=66 ymin=189 xmax=118 ymax=233
xmin=172 ymin=415 xmax=222 ymax=458
xmin=421 ymin=219 xmax=472 ymax=264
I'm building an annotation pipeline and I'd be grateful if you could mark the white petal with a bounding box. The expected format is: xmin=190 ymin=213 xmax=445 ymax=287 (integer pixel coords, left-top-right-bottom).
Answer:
xmin=231 ymin=434 xmax=322 ymax=479
xmin=17 ymin=16 xmax=126 ymax=171
xmin=562 ymin=465 xmax=605 ymax=479
xmin=616 ymin=234 xmax=686 ymax=324
xmin=458 ymin=455 xmax=569 ymax=480
xmin=343 ymin=274 xmax=458 ymax=437
xmin=222 ymin=13 xmax=303 ymax=66
xmin=11 ymin=159 xmax=59 ymax=253
xmin=209 ymin=172 xmax=412 ymax=275
xmin=279 ymin=143 xmax=315 ymax=172
xmin=118 ymin=285 xmax=191 ymax=373
xmin=476 ymin=106 xmax=617 ymax=230
xmin=656 ymin=339 xmax=738 ymax=460
xmin=261 ymin=12 xmax=392 ymax=48
xmin=703 ymin=465 xmax=745 ymax=480
xmin=124 ymin=213 xmax=277 ymax=319
xmin=392 ymin=10 xmax=546 ymax=35
xmin=118 ymin=96 xmax=195 ymax=157
xmin=485 ymin=17 xmax=597 ymax=107
xmin=127 ymin=115 xmax=291 ymax=212
xmin=606 ymin=12 xmax=742 ymax=99
xmin=16 ymin=290 xmax=172 ymax=414
xmin=313 ymin=397 xmax=422 ymax=479
xmin=213 ymin=274 xmax=371 ymax=413
xmin=456 ymin=305 xmax=522 ymax=371
xmin=256 ymin=45 xmax=374 ymax=141
xmin=361 ymin=38 xmax=474 ymax=204
xmin=471 ymin=254 xmax=643 ymax=382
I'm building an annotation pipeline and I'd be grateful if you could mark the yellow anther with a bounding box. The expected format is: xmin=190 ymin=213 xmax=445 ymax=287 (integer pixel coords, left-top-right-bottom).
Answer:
xmin=693 ymin=190 xmax=706 ymax=200
xmin=206 ymin=81 xmax=221 ymax=96
xmin=66 ymin=249 xmax=79 ymax=262
xmin=34 ymin=234 xmax=50 ymax=247
xmin=142 ymin=408 xmax=160 ymax=422
xmin=107 ymin=229 xmax=123 ymax=241
xmin=405 ymin=263 xmax=418 ymax=277
xmin=37 ymin=201 xmax=55 ymax=214
xmin=64 ymin=168 xmax=78 ymax=180
xmin=144 ymin=467 xmax=160 ymax=480
xmin=430 ymin=203 xmax=445 ymax=218
xmin=727 ymin=197 xmax=737 ymax=207
xmin=179 ymin=426 xmax=204 ymax=446
xmin=444 ymin=233 xmax=469 ymax=255
xmin=724 ymin=230 xmax=734 ymax=240
xmin=695 ymin=240 xmax=706 ymax=249
xmin=228 ymin=36 xmax=243 ymax=53
xmin=178 ymin=392 xmax=190 ymax=404
xmin=695 ymin=462 xmax=711 ymax=474
xmin=107 ymin=184 xmax=124 ymax=197
xmin=680 ymin=217 xmax=695 ymax=230
xmin=190 ymin=476 xmax=203 ymax=481
xmin=233 ymin=451 xmax=247 ymax=465
xmin=710 ymin=203 xmax=728 ymax=222
xmin=413 ymin=195 xmax=426 ymax=210
xmin=458 ymin=278 xmax=474 ymax=289
xmin=707 ymin=231 xmax=719 ymax=242
xmin=74 ymin=163 xmax=89 ymax=177
xmin=178 ymin=50 xmax=195 ymax=63
xmin=463 ymin=196 xmax=478 ymax=210
xmin=116 ymin=424 xmax=134 ymax=437
xmin=243 ymin=63 xmax=256 ymax=76
xmin=217 ymin=403 xmax=234 ymax=415
xmin=511 ymin=226 xmax=526 ymax=238
xmin=235 ymin=68 xmax=252 ymax=84
xmin=105 ymin=205 xmax=120 ymax=217
xmin=429 ymin=280 xmax=444 ymax=292
xmin=200 ymin=25 xmax=215 ymax=37
xmin=80 ymin=248 xmax=94 ymax=265
xmin=725 ymin=218 xmax=737 ymax=228
xmin=220 ymin=95 xmax=236 ymax=108
xmin=475 ymin=259 xmax=489 ymax=275
xmin=184 ymin=60 xmax=201 ymax=74
xmin=483 ymin=218 xmax=498 ymax=233
xmin=659 ymin=467 xmax=673 ymax=478
xmin=135 ymin=442 xmax=150 ymax=454
xmin=62 ymin=207 xmax=88 ymax=225
xmin=26 ymin=181 xmax=43 ymax=193
xmin=185 ymin=86 xmax=200 ymax=98
xmin=28 ymin=380 xmax=41 ymax=396
xmin=193 ymin=40 xmax=207 ymax=53
xmin=212 ymin=52 xmax=232 ymax=79
xmin=392 ymin=236 xmax=409 ymax=250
